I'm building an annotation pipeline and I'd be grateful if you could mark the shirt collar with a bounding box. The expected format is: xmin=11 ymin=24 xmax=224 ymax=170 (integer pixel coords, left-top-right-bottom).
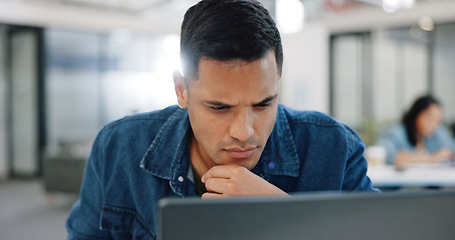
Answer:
xmin=140 ymin=107 xmax=191 ymax=179
xmin=140 ymin=105 xmax=300 ymax=180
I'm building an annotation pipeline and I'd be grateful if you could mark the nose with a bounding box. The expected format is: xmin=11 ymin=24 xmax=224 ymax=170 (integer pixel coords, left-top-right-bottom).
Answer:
xmin=229 ymin=108 xmax=254 ymax=142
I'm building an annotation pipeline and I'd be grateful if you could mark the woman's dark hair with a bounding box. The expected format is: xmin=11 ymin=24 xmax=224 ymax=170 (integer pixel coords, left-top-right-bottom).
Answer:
xmin=180 ymin=0 xmax=283 ymax=80
xmin=402 ymin=95 xmax=440 ymax=146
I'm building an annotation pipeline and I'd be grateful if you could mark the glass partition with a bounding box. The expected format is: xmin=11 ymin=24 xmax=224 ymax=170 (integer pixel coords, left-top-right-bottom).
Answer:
xmin=45 ymin=29 xmax=180 ymax=156
xmin=331 ymin=25 xmax=438 ymax=145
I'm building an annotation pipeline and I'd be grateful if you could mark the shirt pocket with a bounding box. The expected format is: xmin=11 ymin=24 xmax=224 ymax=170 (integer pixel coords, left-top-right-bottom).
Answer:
xmin=101 ymin=205 xmax=156 ymax=240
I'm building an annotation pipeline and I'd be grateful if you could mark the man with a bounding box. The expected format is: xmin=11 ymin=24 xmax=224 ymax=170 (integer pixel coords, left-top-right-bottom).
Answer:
xmin=66 ymin=0 xmax=377 ymax=239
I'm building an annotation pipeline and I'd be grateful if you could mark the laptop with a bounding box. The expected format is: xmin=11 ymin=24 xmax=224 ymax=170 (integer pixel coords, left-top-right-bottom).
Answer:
xmin=157 ymin=190 xmax=455 ymax=240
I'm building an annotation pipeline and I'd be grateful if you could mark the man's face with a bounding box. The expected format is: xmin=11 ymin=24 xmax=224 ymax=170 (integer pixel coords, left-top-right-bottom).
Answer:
xmin=175 ymin=51 xmax=280 ymax=171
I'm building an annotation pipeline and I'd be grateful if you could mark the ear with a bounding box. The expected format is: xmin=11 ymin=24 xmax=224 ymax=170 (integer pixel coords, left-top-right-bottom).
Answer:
xmin=173 ymin=70 xmax=188 ymax=109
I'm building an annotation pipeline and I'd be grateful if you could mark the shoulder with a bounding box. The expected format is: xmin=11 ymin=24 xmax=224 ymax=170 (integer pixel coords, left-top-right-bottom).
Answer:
xmin=89 ymin=105 xmax=187 ymax=168
xmin=431 ymin=125 xmax=455 ymax=144
xmin=277 ymin=105 xmax=361 ymax=146
xmin=279 ymin=105 xmax=341 ymax=127
xmin=95 ymin=105 xmax=185 ymax=146
xmin=434 ymin=125 xmax=453 ymax=137
xmin=102 ymin=105 xmax=182 ymax=133
xmin=379 ymin=124 xmax=406 ymax=139
xmin=106 ymin=105 xmax=181 ymax=128
xmin=385 ymin=124 xmax=405 ymax=133
xmin=278 ymin=105 xmax=354 ymax=139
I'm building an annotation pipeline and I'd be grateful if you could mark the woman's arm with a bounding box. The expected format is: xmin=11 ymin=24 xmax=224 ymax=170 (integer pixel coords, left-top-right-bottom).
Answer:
xmin=394 ymin=148 xmax=453 ymax=169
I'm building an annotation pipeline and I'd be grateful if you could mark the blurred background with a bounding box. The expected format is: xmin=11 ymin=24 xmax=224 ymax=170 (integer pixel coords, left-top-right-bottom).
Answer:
xmin=1 ymin=0 xmax=455 ymax=239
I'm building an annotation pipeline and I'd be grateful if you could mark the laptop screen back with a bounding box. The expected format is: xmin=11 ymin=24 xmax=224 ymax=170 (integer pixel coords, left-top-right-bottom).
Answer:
xmin=157 ymin=191 xmax=455 ymax=240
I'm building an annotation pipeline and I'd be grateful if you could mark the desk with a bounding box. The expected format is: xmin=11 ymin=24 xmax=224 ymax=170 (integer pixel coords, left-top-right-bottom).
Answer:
xmin=367 ymin=165 xmax=455 ymax=188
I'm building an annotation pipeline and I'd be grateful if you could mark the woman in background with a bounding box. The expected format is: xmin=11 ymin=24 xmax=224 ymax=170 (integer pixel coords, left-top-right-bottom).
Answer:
xmin=376 ymin=95 xmax=455 ymax=169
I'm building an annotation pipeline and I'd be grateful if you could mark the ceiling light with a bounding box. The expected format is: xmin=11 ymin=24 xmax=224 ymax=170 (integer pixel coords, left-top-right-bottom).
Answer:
xmin=418 ymin=16 xmax=434 ymax=31
xmin=276 ymin=0 xmax=305 ymax=34
xmin=382 ymin=0 xmax=414 ymax=13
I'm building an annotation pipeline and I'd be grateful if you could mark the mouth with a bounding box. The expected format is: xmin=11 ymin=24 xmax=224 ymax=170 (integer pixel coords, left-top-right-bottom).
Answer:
xmin=224 ymin=146 xmax=257 ymax=159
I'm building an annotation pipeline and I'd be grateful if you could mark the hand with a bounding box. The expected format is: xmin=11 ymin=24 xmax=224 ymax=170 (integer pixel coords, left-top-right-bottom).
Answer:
xmin=201 ymin=165 xmax=288 ymax=199
xmin=430 ymin=148 xmax=453 ymax=163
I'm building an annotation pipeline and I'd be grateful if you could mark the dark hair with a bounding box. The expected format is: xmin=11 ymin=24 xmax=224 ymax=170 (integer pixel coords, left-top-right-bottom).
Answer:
xmin=180 ymin=0 xmax=283 ymax=80
xmin=402 ymin=95 xmax=440 ymax=146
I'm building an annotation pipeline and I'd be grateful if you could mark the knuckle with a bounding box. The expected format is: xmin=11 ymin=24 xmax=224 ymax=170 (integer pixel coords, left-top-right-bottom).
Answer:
xmin=231 ymin=165 xmax=247 ymax=176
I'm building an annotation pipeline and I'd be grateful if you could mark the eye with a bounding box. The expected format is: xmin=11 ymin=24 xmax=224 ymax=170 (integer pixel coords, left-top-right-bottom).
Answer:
xmin=253 ymin=102 xmax=272 ymax=110
xmin=209 ymin=105 xmax=230 ymax=111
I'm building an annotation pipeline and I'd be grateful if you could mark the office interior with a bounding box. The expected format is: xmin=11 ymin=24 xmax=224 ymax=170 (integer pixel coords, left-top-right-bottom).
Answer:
xmin=1 ymin=0 xmax=455 ymax=239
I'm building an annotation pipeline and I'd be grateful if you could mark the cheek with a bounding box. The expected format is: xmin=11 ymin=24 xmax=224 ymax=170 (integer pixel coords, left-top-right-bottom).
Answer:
xmin=415 ymin=117 xmax=426 ymax=133
xmin=189 ymin=109 xmax=226 ymax=142
xmin=416 ymin=118 xmax=433 ymax=135
xmin=255 ymin=109 xmax=277 ymax=137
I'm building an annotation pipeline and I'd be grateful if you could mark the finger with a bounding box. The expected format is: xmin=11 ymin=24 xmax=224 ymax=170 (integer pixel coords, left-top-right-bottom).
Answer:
xmin=201 ymin=192 xmax=225 ymax=199
xmin=204 ymin=177 xmax=229 ymax=194
xmin=201 ymin=165 xmax=237 ymax=183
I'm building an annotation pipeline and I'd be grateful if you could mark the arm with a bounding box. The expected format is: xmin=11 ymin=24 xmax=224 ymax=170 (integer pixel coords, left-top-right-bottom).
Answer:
xmin=394 ymin=148 xmax=453 ymax=168
xmin=66 ymin=131 xmax=112 ymax=239
xmin=436 ymin=126 xmax=455 ymax=157
xmin=343 ymin=126 xmax=379 ymax=191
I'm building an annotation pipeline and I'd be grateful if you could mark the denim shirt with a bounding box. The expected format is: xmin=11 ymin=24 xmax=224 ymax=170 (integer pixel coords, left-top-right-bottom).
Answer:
xmin=66 ymin=104 xmax=377 ymax=240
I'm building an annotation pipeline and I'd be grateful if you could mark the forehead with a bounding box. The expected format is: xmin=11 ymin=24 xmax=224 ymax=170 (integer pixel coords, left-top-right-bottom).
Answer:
xmin=187 ymin=52 xmax=280 ymax=99
xmin=419 ymin=104 xmax=442 ymax=119
xmin=424 ymin=104 xmax=442 ymax=115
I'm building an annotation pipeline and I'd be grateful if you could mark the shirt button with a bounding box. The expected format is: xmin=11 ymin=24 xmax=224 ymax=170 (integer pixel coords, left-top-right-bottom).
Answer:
xmin=178 ymin=176 xmax=184 ymax=182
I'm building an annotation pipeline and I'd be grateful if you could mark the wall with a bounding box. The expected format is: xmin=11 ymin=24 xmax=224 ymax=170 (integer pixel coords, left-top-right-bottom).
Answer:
xmin=280 ymin=22 xmax=329 ymax=113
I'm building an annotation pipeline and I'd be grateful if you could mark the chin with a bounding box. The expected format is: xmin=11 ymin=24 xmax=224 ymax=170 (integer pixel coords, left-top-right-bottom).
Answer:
xmin=233 ymin=158 xmax=259 ymax=170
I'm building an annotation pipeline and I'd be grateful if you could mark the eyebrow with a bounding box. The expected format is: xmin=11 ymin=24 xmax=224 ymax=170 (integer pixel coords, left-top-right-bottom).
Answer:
xmin=204 ymin=94 xmax=278 ymax=107
xmin=254 ymin=94 xmax=278 ymax=106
